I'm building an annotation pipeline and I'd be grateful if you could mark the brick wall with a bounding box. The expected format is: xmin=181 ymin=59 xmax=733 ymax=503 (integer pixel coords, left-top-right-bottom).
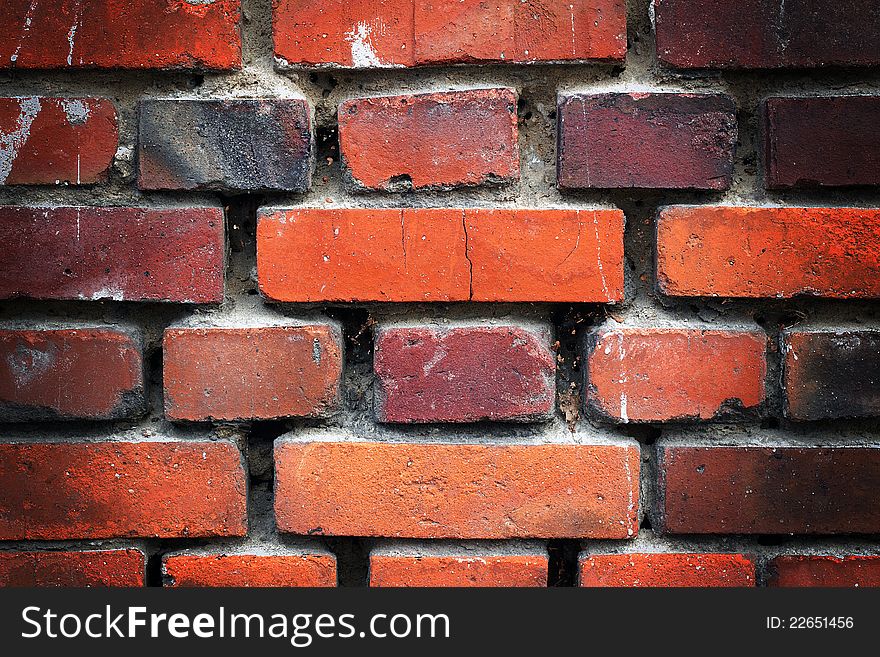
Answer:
xmin=0 ymin=0 xmax=878 ymax=588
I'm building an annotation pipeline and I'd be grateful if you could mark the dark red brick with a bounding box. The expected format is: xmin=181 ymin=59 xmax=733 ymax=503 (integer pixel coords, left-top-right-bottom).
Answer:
xmin=0 ymin=549 xmax=145 ymax=587
xmin=163 ymin=551 xmax=336 ymax=587
xmin=579 ymin=552 xmax=755 ymax=587
xmin=768 ymin=556 xmax=880 ymax=587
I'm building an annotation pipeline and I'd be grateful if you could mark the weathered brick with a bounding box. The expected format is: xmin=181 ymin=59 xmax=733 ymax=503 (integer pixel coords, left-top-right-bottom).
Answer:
xmin=768 ymin=556 xmax=880 ymax=587
xmin=656 ymin=206 xmax=880 ymax=299
xmin=658 ymin=445 xmax=880 ymax=535
xmin=763 ymin=96 xmax=880 ymax=189
xmin=275 ymin=439 xmax=639 ymax=539
xmin=374 ymin=325 xmax=555 ymax=423
xmin=585 ymin=327 xmax=767 ymax=423
xmin=0 ymin=439 xmax=248 ymax=540
xmin=579 ymin=553 xmax=755 ymax=587
xmin=654 ymin=0 xmax=880 ymax=69
xmin=338 ymin=88 xmax=519 ymax=190
xmin=0 ymin=206 xmax=225 ymax=303
xmin=257 ymin=208 xmax=624 ymax=303
xmin=139 ymin=99 xmax=313 ymax=192
xmin=783 ymin=330 xmax=880 ymax=421
xmin=273 ymin=0 xmax=625 ymax=68
xmin=0 ymin=97 xmax=117 ymax=186
xmin=0 ymin=549 xmax=145 ymax=587
xmin=0 ymin=326 xmax=145 ymax=421
xmin=557 ymin=93 xmax=737 ymax=190
xmin=163 ymin=323 xmax=343 ymax=422
xmin=1 ymin=0 xmax=241 ymax=70
xmin=163 ymin=551 xmax=337 ymax=587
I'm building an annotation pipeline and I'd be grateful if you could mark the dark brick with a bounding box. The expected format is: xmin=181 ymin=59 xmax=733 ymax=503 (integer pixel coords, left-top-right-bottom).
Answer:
xmin=768 ymin=556 xmax=880 ymax=587
xmin=0 ymin=549 xmax=145 ymax=587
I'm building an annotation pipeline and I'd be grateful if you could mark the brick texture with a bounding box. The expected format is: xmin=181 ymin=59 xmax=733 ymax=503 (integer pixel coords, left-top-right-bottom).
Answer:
xmin=767 ymin=556 xmax=880 ymax=588
xmin=369 ymin=548 xmax=549 ymax=587
xmin=579 ymin=553 xmax=755 ymax=587
xmin=0 ymin=549 xmax=145 ymax=587
xmin=163 ymin=552 xmax=337 ymax=587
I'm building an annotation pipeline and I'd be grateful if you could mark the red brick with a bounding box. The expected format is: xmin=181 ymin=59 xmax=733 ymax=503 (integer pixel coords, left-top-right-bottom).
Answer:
xmin=0 ymin=439 xmax=248 ymax=540
xmin=163 ymin=552 xmax=336 ymax=587
xmin=768 ymin=556 xmax=880 ymax=588
xmin=557 ymin=93 xmax=737 ymax=190
xmin=275 ymin=439 xmax=639 ymax=539
xmin=0 ymin=549 xmax=145 ymax=587
xmin=655 ymin=0 xmax=880 ymax=69
xmin=338 ymin=89 xmax=519 ymax=190
xmin=374 ymin=325 xmax=555 ymax=423
xmin=764 ymin=96 xmax=880 ymax=189
xmin=0 ymin=97 xmax=117 ymax=186
xmin=0 ymin=326 xmax=144 ymax=421
xmin=658 ymin=446 xmax=880 ymax=535
xmin=579 ymin=553 xmax=755 ymax=587
xmin=585 ymin=327 xmax=767 ymax=423
xmin=163 ymin=324 xmax=343 ymax=422
xmin=273 ymin=0 xmax=625 ymax=68
xmin=656 ymin=206 xmax=880 ymax=299
xmin=257 ymin=208 xmax=624 ymax=303
xmin=1 ymin=0 xmax=241 ymax=70
xmin=0 ymin=206 xmax=225 ymax=303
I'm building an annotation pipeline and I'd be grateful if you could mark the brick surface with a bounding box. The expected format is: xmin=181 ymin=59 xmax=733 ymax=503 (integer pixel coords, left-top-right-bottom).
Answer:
xmin=369 ymin=548 xmax=548 ymax=587
xmin=579 ymin=553 xmax=755 ymax=587
xmin=557 ymin=93 xmax=737 ymax=190
xmin=163 ymin=552 xmax=337 ymax=587
xmin=0 ymin=549 xmax=145 ymax=587
xmin=0 ymin=97 xmax=117 ymax=186
xmin=0 ymin=327 xmax=144 ymax=421
xmin=338 ymin=89 xmax=519 ymax=190
xmin=374 ymin=325 xmax=555 ymax=423
xmin=0 ymin=440 xmax=248 ymax=540
xmin=0 ymin=206 xmax=226 ymax=303
xmin=656 ymin=206 xmax=880 ymax=299
xmin=163 ymin=324 xmax=343 ymax=421
xmin=275 ymin=439 xmax=639 ymax=539
xmin=768 ymin=556 xmax=880 ymax=587
xmin=658 ymin=446 xmax=880 ymax=535
xmin=585 ymin=327 xmax=767 ymax=423
xmin=1 ymin=0 xmax=241 ymax=70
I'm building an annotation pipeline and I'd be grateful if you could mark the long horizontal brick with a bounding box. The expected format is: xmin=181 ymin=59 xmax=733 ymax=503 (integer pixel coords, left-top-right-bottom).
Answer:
xmin=1 ymin=0 xmax=241 ymax=70
xmin=163 ymin=323 xmax=343 ymax=421
xmin=658 ymin=445 xmax=880 ymax=535
xmin=0 ymin=97 xmax=117 ymax=185
xmin=374 ymin=325 xmax=555 ymax=423
xmin=656 ymin=206 xmax=880 ymax=299
xmin=273 ymin=0 xmax=626 ymax=68
xmin=768 ymin=556 xmax=880 ymax=587
xmin=0 ymin=206 xmax=225 ymax=303
xmin=275 ymin=439 xmax=639 ymax=539
xmin=585 ymin=327 xmax=767 ymax=423
xmin=654 ymin=0 xmax=880 ymax=69
xmin=0 ymin=549 xmax=145 ymax=587
xmin=338 ymin=89 xmax=519 ymax=190
xmin=163 ymin=551 xmax=337 ymax=587
xmin=579 ymin=553 xmax=755 ymax=587
xmin=558 ymin=93 xmax=737 ymax=190
xmin=764 ymin=96 xmax=880 ymax=189
xmin=257 ymin=208 xmax=624 ymax=303
xmin=0 ymin=326 xmax=145 ymax=421
xmin=0 ymin=439 xmax=248 ymax=540
xmin=783 ymin=330 xmax=880 ymax=421
xmin=139 ymin=99 xmax=313 ymax=192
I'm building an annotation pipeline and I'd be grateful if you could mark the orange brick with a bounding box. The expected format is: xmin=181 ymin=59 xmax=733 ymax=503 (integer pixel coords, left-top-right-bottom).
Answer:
xmin=579 ymin=552 xmax=755 ymax=587
xmin=768 ymin=556 xmax=880 ymax=587
xmin=164 ymin=552 xmax=336 ymax=587
xmin=0 ymin=549 xmax=145 ymax=587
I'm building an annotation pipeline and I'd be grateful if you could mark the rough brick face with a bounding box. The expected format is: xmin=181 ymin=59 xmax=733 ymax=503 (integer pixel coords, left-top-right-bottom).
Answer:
xmin=0 ymin=206 xmax=225 ymax=303
xmin=0 ymin=97 xmax=117 ymax=186
xmin=273 ymin=0 xmax=626 ymax=68
xmin=0 ymin=327 xmax=144 ymax=421
xmin=585 ymin=327 xmax=767 ymax=423
xmin=0 ymin=549 xmax=145 ymax=587
xmin=257 ymin=208 xmax=624 ymax=303
xmin=783 ymin=330 xmax=880 ymax=421
xmin=768 ymin=556 xmax=880 ymax=588
xmin=557 ymin=93 xmax=737 ymax=190
xmin=763 ymin=96 xmax=880 ymax=189
xmin=163 ymin=324 xmax=343 ymax=421
xmin=163 ymin=552 xmax=337 ymax=587
xmin=369 ymin=548 xmax=549 ymax=587
xmin=139 ymin=99 xmax=313 ymax=192
xmin=579 ymin=553 xmax=755 ymax=587
xmin=658 ymin=446 xmax=880 ymax=535
xmin=654 ymin=0 xmax=880 ymax=69
xmin=656 ymin=206 xmax=880 ymax=299
xmin=0 ymin=440 xmax=248 ymax=540
xmin=275 ymin=439 xmax=640 ymax=539
xmin=374 ymin=325 xmax=555 ymax=423
xmin=338 ymin=89 xmax=519 ymax=190
xmin=1 ymin=0 xmax=242 ymax=70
